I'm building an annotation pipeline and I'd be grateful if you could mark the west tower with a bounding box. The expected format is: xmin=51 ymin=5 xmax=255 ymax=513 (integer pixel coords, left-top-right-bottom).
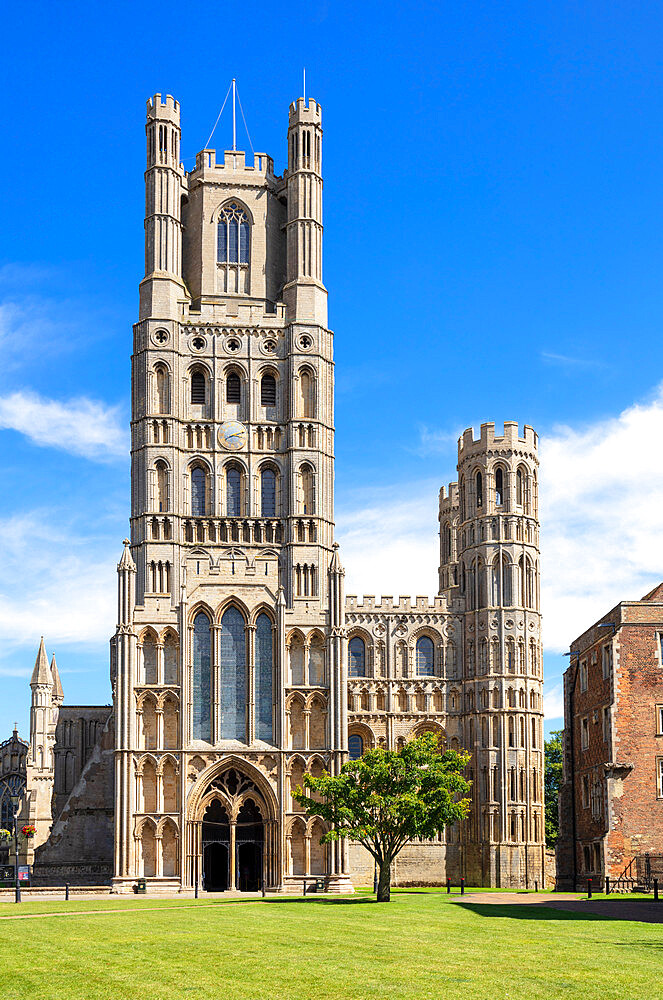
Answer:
xmin=111 ymin=93 xmax=351 ymax=893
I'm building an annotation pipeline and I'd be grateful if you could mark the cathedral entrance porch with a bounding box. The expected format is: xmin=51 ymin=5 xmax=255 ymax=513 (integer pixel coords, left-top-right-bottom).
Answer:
xmin=189 ymin=764 xmax=276 ymax=891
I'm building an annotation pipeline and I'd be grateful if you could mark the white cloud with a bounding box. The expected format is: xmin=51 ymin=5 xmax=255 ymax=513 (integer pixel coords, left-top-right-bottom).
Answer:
xmin=542 ymin=683 xmax=564 ymax=721
xmin=540 ymin=384 xmax=663 ymax=652
xmin=0 ymin=390 xmax=128 ymax=461
xmin=0 ymin=512 xmax=118 ymax=650
xmin=339 ymin=483 xmax=441 ymax=599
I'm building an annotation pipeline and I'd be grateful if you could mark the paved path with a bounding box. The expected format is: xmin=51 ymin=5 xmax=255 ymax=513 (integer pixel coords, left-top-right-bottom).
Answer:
xmin=456 ymin=891 xmax=663 ymax=924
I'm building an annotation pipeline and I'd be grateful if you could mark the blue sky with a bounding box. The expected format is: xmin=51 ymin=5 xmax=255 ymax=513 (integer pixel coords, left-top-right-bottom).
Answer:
xmin=3 ymin=0 xmax=663 ymax=738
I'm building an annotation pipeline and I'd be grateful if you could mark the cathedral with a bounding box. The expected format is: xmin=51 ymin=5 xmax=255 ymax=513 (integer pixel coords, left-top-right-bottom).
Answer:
xmin=8 ymin=91 xmax=545 ymax=891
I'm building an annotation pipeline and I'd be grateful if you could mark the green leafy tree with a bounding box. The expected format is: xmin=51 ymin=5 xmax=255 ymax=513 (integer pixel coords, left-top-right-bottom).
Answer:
xmin=294 ymin=732 xmax=471 ymax=902
xmin=544 ymin=729 xmax=563 ymax=848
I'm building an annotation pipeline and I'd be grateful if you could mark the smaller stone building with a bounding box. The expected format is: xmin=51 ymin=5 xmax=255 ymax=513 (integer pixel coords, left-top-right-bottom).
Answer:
xmin=557 ymin=584 xmax=663 ymax=889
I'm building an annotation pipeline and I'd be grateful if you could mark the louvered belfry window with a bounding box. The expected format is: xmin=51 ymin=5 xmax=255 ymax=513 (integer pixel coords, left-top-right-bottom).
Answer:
xmin=261 ymin=374 xmax=276 ymax=407
xmin=191 ymin=371 xmax=206 ymax=405
xmin=226 ymin=372 xmax=241 ymax=404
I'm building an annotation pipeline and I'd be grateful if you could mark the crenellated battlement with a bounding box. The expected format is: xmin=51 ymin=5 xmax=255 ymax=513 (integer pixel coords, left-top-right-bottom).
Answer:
xmin=288 ymin=97 xmax=322 ymax=125
xmin=146 ymin=93 xmax=180 ymax=123
xmin=191 ymin=148 xmax=276 ymax=178
xmin=457 ymin=421 xmax=538 ymax=460
xmin=345 ymin=595 xmax=447 ymax=612
xmin=439 ymin=482 xmax=458 ymax=515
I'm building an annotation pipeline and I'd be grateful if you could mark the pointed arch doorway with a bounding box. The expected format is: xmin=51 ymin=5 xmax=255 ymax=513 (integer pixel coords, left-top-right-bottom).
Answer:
xmin=194 ymin=766 xmax=276 ymax=891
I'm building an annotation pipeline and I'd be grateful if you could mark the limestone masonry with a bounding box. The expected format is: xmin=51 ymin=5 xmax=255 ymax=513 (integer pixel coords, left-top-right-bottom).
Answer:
xmin=10 ymin=92 xmax=544 ymax=891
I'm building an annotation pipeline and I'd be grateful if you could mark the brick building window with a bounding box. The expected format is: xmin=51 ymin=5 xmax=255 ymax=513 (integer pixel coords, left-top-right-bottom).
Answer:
xmin=579 ymin=660 xmax=588 ymax=693
xmin=603 ymin=706 xmax=610 ymax=742
xmin=581 ymin=716 xmax=589 ymax=750
xmin=582 ymin=774 xmax=590 ymax=808
xmin=658 ymin=758 xmax=663 ymax=798
xmin=657 ymin=705 xmax=663 ymax=736
xmin=659 ymin=633 xmax=663 ymax=664
xmin=602 ymin=645 xmax=612 ymax=680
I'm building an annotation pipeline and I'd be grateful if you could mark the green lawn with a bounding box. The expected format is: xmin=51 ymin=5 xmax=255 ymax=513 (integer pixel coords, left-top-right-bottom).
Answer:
xmin=0 ymin=890 xmax=659 ymax=1000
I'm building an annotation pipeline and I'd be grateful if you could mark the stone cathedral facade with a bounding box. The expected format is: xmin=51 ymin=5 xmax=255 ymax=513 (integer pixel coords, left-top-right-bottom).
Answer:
xmin=16 ymin=92 xmax=545 ymax=892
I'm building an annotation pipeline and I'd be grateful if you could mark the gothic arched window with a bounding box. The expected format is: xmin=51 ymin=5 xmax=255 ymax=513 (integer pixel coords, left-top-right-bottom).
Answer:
xmin=299 ymin=463 xmax=315 ymax=515
xmin=255 ymin=613 xmax=273 ymax=742
xmin=155 ymin=461 xmax=168 ymax=513
xmin=217 ymin=203 xmax=250 ymax=264
xmin=416 ymin=636 xmax=435 ymax=676
xmin=348 ymin=734 xmax=364 ymax=760
xmin=476 ymin=470 xmax=483 ymax=508
xmin=192 ymin=612 xmax=212 ymax=742
xmin=226 ymin=465 xmax=243 ymax=516
xmin=348 ymin=637 xmax=366 ymax=678
xmin=261 ymin=468 xmax=277 ymax=517
xmin=191 ymin=466 xmax=207 ymax=516
xmin=495 ymin=467 xmax=504 ymax=507
xmin=220 ymin=606 xmax=247 ymax=742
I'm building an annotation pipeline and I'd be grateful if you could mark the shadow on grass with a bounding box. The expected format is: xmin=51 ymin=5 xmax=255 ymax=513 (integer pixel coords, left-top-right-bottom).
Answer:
xmin=453 ymin=902 xmax=609 ymax=922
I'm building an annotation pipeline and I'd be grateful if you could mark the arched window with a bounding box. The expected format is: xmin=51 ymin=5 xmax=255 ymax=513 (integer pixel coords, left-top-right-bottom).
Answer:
xmin=416 ymin=636 xmax=435 ymax=676
xmin=226 ymin=466 xmax=242 ymax=516
xmin=155 ymin=365 xmax=170 ymax=415
xmin=348 ymin=637 xmax=366 ymax=678
xmin=191 ymin=466 xmax=207 ymax=516
xmin=495 ymin=467 xmax=504 ymax=507
xmin=217 ymin=202 xmax=250 ymax=264
xmin=298 ymin=369 xmax=316 ymax=418
xmin=261 ymin=374 xmax=276 ymax=407
xmin=255 ymin=613 xmax=273 ymax=742
xmin=220 ymin=606 xmax=247 ymax=742
xmin=192 ymin=612 xmax=212 ymax=741
xmin=191 ymin=370 xmax=206 ymax=405
xmin=300 ymin=464 xmax=315 ymax=515
xmin=516 ymin=468 xmax=523 ymax=506
xmin=348 ymin=734 xmax=364 ymax=760
xmin=155 ymin=461 xmax=168 ymax=513
xmin=476 ymin=470 xmax=483 ymax=508
xmin=261 ymin=468 xmax=277 ymax=517
xmin=226 ymin=372 xmax=241 ymax=404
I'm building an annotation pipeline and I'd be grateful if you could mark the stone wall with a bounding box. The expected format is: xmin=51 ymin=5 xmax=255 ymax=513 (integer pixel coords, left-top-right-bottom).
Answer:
xmin=32 ymin=715 xmax=115 ymax=886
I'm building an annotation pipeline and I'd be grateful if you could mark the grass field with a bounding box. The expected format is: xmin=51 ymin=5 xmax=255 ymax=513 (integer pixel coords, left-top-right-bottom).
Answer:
xmin=0 ymin=889 xmax=658 ymax=1000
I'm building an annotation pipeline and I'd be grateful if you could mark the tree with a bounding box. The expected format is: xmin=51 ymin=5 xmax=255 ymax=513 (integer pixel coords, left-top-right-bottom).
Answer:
xmin=294 ymin=733 xmax=471 ymax=902
xmin=544 ymin=730 xmax=563 ymax=848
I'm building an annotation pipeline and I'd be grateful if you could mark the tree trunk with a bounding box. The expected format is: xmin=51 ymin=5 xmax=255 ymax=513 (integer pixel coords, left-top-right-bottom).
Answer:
xmin=377 ymin=859 xmax=391 ymax=902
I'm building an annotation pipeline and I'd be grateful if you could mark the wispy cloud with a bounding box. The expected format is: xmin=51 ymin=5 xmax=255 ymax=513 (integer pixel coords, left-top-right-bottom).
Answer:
xmin=0 ymin=511 xmax=118 ymax=650
xmin=0 ymin=390 xmax=128 ymax=461
xmin=541 ymin=351 xmax=607 ymax=370
xmin=413 ymin=425 xmax=461 ymax=457
xmin=542 ymin=683 xmax=564 ymax=721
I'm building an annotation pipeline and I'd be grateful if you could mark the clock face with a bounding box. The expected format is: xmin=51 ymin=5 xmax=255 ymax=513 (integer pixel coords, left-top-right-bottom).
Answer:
xmin=218 ymin=420 xmax=247 ymax=452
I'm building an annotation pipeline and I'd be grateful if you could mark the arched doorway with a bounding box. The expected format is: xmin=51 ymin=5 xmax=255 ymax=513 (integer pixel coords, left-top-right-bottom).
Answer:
xmin=202 ymin=798 xmax=230 ymax=891
xmin=194 ymin=767 xmax=273 ymax=891
xmin=236 ymin=799 xmax=264 ymax=891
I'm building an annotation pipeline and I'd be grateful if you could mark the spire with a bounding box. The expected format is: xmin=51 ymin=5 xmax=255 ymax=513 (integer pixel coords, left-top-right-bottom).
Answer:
xmin=118 ymin=538 xmax=136 ymax=572
xmin=329 ymin=542 xmax=344 ymax=576
xmin=50 ymin=654 xmax=64 ymax=703
xmin=30 ymin=637 xmax=52 ymax=687
xmin=277 ymin=585 xmax=286 ymax=608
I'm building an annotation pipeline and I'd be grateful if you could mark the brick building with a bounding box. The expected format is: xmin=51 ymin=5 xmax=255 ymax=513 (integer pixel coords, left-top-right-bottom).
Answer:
xmin=557 ymin=584 xmax=663 ymax=889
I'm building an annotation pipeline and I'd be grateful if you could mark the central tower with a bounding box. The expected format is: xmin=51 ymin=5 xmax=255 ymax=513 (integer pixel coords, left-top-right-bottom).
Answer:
xmin=111 ymin=93 xmax=350 ymax=893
